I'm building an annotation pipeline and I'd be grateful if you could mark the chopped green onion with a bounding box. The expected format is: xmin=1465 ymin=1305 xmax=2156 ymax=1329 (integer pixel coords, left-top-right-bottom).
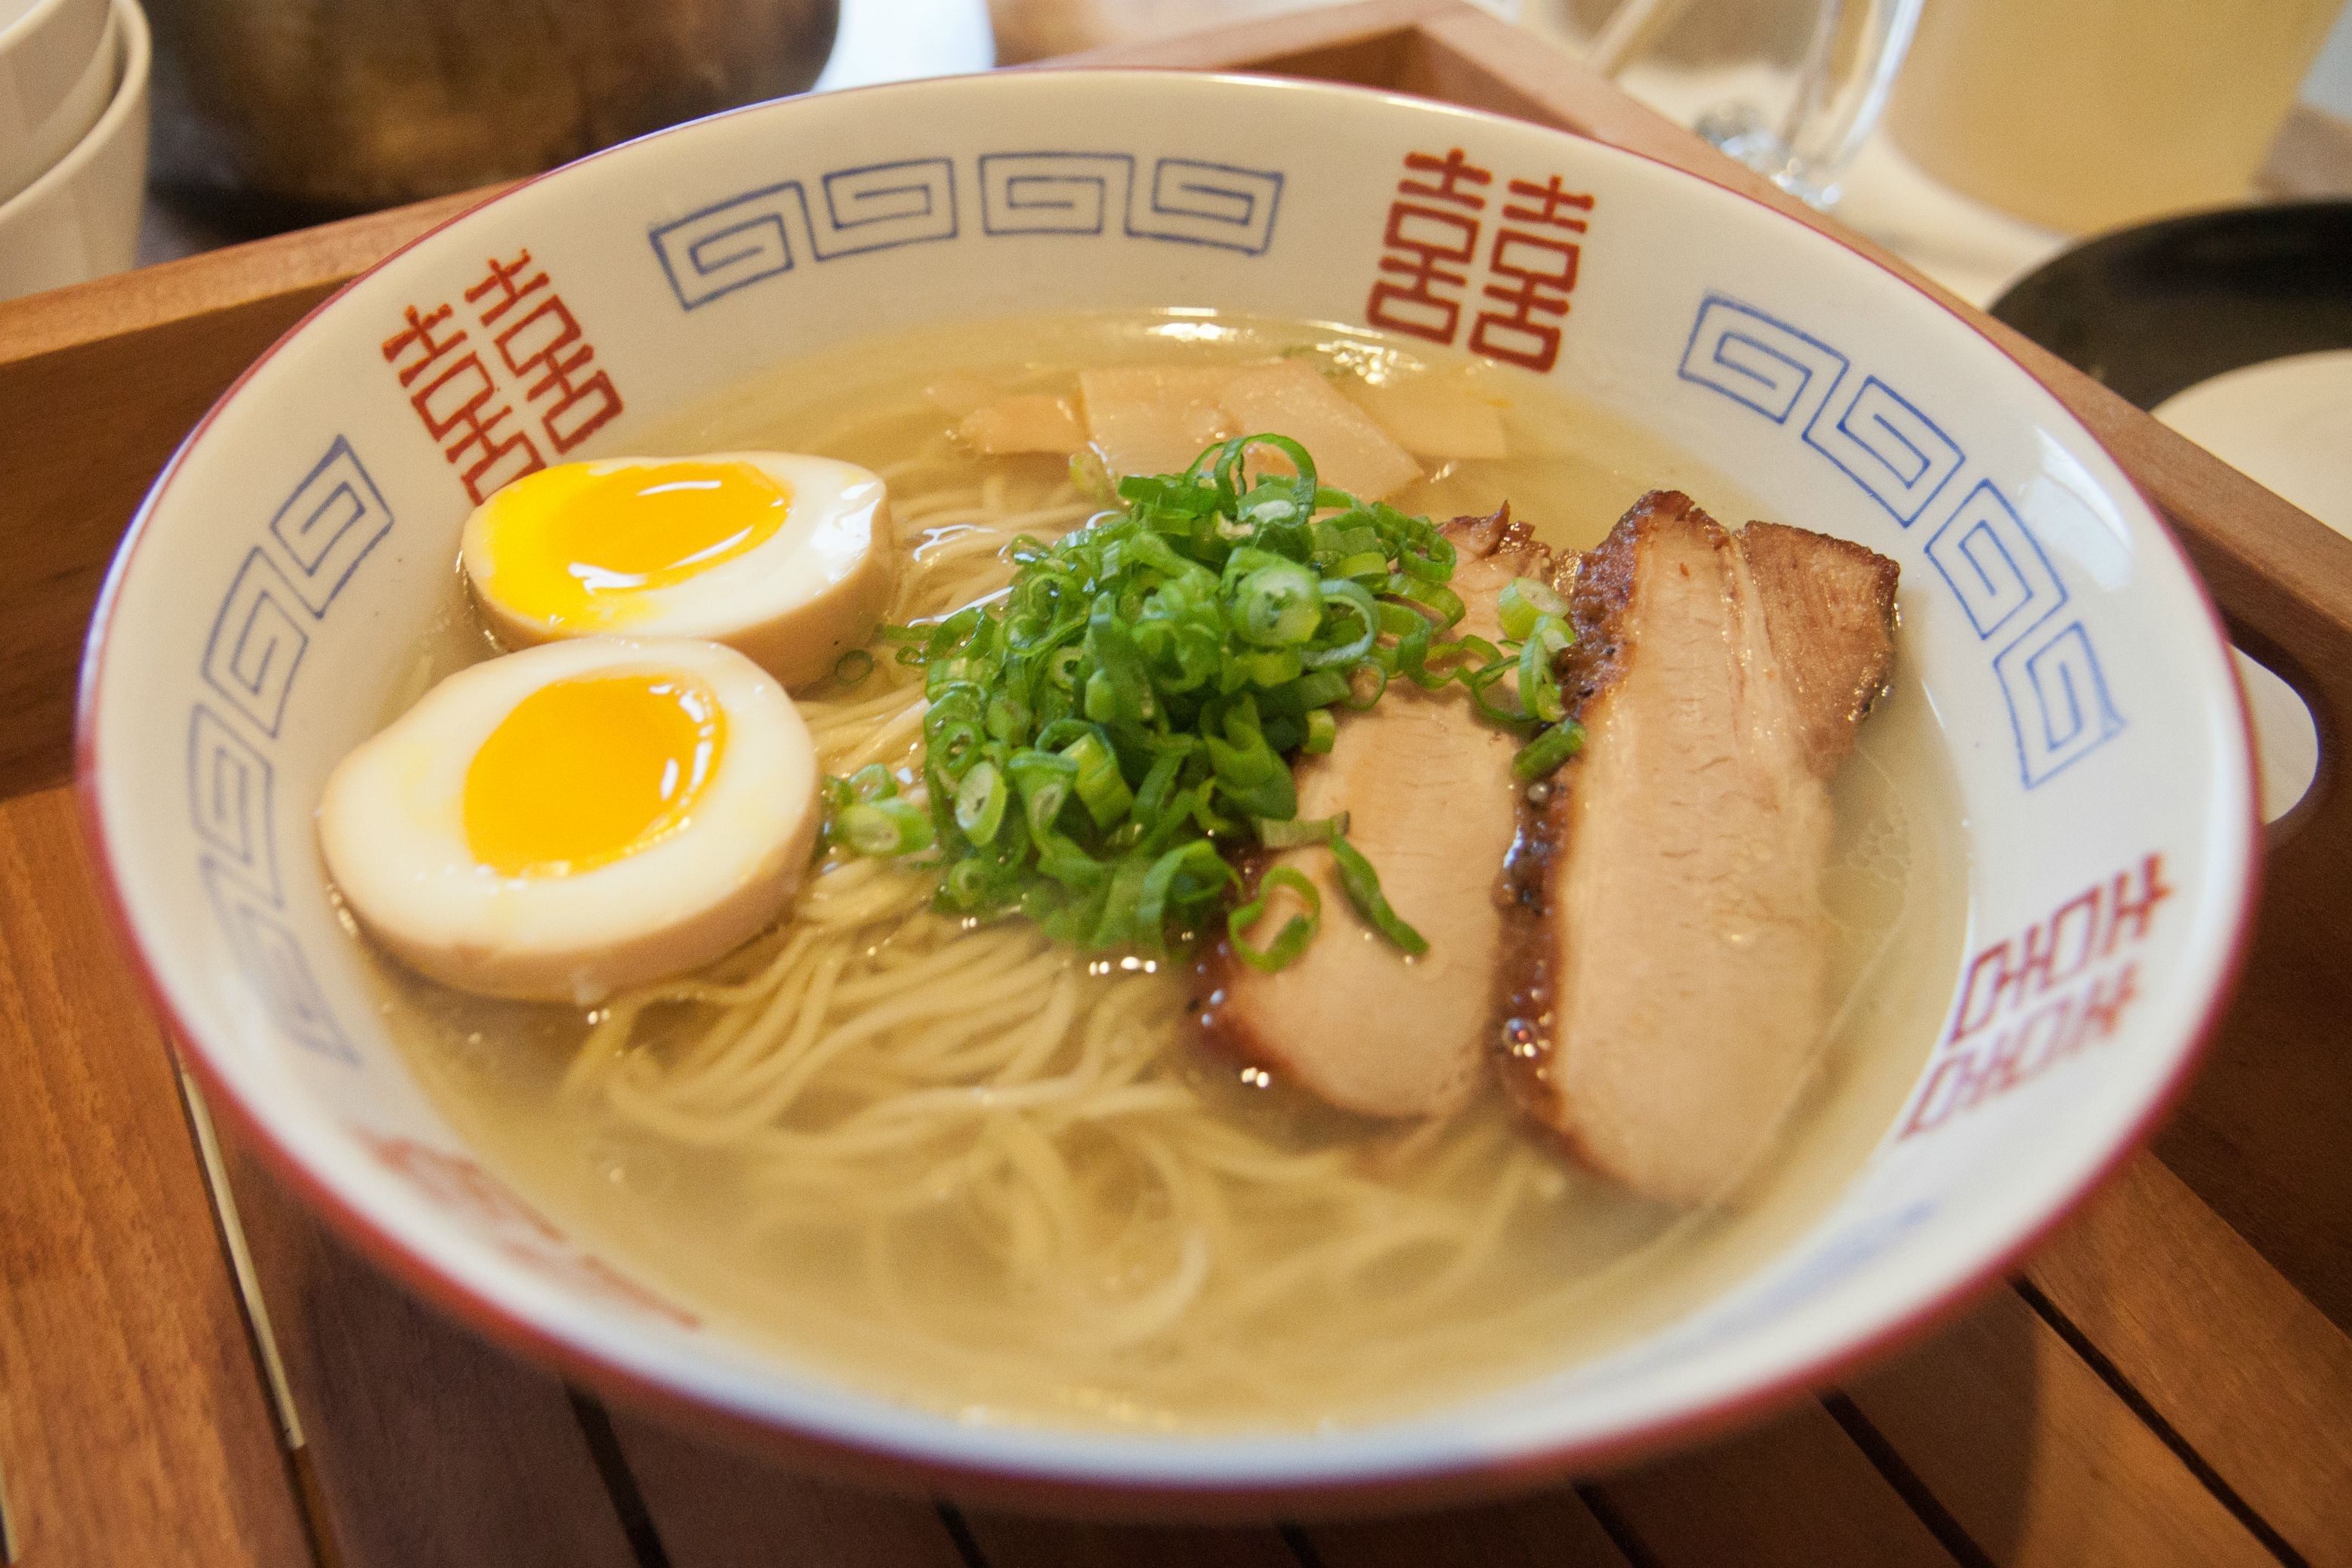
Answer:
xmin=1256 ymin=811 xmax=1347 ymax=848
xmin=1304 ymin=579 xmax=1381 ymax=670
xmin=1386 ymin=575 xmax=1466 ymax=630
xmin=1007 ymin=749 xmax=1079 ymax=839
xmin=953 ymin=760 xmax=1007 ymax=844
xmin=827 ymin=434 xmax=1468 ymax=956
xmin=1235 ymin=560 xmax=1323 ymax=646
xmin=832 ymin=647 xmax=876 ymax=685
xmin=1137 ymin=841 xmax=1233 ymax=952
xmin=1069 ymin=449 xmax=1114 ymax=503
xmin=1204 ymin=695 xmax=1296 ymax=821
xmin=1227 ymin=866 xmax=1321 ymax=972
xmin=1292 ymin=669 xmax=1350 ymax=709
xmin=1329 ymin=833 xmax=1428 ymax=955
xmin=1060 ymin=730 xmax=1135 ymax=829
xmin=1514 ymin=720 xmax=1586 ymax=780
xmin=846 ymin=764 xmax=898 ymax=802
xmin=1302 ymin=708 xmax=1338 ymax=755
xmin=1517 ymin=619 xmax=1570 ymax=725
xmin=1497 ymin=577 xmax=1568 ymax=640
xmin=838 ymin=798 xmax=934 ymax=856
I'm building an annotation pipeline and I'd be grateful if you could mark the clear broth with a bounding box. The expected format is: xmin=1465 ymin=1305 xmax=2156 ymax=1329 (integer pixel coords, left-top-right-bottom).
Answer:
xmin=370 ymin=310 xmax=1968 ymax=1431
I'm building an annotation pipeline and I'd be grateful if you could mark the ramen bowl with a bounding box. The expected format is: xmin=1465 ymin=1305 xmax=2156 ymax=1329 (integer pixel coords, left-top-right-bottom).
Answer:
xmin=80 ymin=69 xmax=2256 ymax=1513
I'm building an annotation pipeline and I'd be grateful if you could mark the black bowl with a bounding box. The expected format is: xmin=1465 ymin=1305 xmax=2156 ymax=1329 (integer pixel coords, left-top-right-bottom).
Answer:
xmin=1989 ymin=201 xmax=2352 ymax=411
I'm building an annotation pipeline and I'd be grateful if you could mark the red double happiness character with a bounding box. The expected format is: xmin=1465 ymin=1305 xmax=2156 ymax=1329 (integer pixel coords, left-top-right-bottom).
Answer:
xmin=1365 ymin=147 xmax=1492 ymax=346
xmin=467 ymin=248 xmax=624 ymax=455
xmin=382 ymin=299 xmax=545 ymax=504
xmin=1469 ymin=174 xmax=1594 ymax=372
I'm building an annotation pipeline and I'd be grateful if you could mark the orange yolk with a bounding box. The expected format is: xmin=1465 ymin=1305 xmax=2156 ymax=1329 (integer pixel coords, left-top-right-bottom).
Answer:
xmin=462 ymin=674 xmax=725 ymax=877
xmin=481 ymin=459 xmax=792 ymax=629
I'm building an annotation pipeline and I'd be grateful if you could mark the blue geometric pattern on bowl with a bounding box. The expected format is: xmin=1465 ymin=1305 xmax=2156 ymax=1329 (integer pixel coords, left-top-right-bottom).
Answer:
xmin=189 ymin=433 xmax=399 ymax=1063
xmin=653 ymin=149 xmax=1284 ymax=311
xmin=1679 ymin=290 xmax=2125 ymax=788
xmin=976 ymin=152 xmax=1282 ymax=253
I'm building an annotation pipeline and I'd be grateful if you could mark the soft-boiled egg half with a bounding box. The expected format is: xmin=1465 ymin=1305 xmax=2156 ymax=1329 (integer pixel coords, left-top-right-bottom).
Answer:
xmin=319 ymin=636 xmax=819 ymax=1004
xmin=461 ymin=452 xmax=895 ymax=689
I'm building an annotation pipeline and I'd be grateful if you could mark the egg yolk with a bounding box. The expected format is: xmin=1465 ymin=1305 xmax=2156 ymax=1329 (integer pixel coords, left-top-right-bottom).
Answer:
xmin=463 ymin=674 xmax=726 ymax=878
xmin=482 ymin=460 xmax=792 ymax=629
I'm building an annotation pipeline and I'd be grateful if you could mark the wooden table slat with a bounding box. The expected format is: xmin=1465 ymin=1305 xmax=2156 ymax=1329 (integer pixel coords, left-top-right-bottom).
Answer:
xmin=958 ymin=1514 xmax=1301 ymax=1568
xmin=610 ymin=1412 xmax=969 ymax=1568
xmin=0 ymin=787 xmax=315 ymax=1568
xmin=1304 ymin=1489 xmax=1631 ymax=1568
xmin=1841 ymin=1289 xmax=2278 ymax=1568
xmin=1587 ymin=1399 xmax=1960 ymax=1568
xmin=2024 ymin=1153 xmax=2352 ymax=1567
xmin=216 ymin=1148 xmax=643 ymax=1568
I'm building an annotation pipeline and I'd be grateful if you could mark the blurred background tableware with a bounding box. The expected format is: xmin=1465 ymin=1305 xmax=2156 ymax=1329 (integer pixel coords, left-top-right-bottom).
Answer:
xmin=1537 ymin=0 xmax=1923 ymax=206
xmin=1889 ymin=0 xmax=2345 ymax=237
xmin=999 ymin=0 xmax=1923 ymax=209
xmin=0 ymin=0 xmax=145 ymax=302
xmin=141 ymin=0 xmax=838 ymax=216
xmin=0 ymin=0 xmax=113 ymax=203
xmin=988 ymin=0 xmax=1305 ymax=60
xmin=1991 ymin=200 xmax=2352 ymax=415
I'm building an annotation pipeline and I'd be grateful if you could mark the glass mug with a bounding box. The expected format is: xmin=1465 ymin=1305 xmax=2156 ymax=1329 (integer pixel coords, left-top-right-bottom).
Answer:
xmin=1528 ymin=0 xmax=1926 ymax=207
xmin=1887 ymin=0 xmax=2347 ymax=236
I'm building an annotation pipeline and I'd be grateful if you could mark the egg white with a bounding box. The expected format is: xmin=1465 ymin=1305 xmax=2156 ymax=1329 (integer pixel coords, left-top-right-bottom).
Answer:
xmin=461 ymin=452 xmax=897 ymax=690
xmin=318 ymin=636 xmax=819 ymax=1005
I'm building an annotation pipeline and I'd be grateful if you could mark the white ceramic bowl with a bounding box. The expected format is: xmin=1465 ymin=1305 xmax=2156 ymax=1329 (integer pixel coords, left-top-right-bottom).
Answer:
xmin=0 ymin=0 xmax=108 ymax=203
xmin=0 ymin=0 xmax=144 ymax=303
xmin=81 ymin=71 xmax=2257 ymax=1512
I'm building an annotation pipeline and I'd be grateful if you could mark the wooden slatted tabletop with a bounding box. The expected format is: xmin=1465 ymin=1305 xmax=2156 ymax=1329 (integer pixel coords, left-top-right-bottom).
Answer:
xmin=6 ymin=5 xmax=2352 ymax=1564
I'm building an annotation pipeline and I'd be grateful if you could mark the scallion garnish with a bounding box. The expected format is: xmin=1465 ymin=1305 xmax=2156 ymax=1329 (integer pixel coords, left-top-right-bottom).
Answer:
xmin=1496 ymin=576 xmax=1567 ymax=640
xmin=1227 ymin=866 xmax=1320 ymax=972
xmin=952 ymin=759 xmax=1007 ymax=844
xmin=822 ymin=433 xmax=1582 ymax=965
xmin=817 ymin=435 xmax=1456 ymax=959
xmin=837 ymin=798 xmax=935 ymax=857
xmin=1329 ymin=834 xmax=1429 ymax=956
xmin=1255 ymin=812 xmax=1347 ymax=850
xmin=1513 ymin=719 xmax=1587 ymax=781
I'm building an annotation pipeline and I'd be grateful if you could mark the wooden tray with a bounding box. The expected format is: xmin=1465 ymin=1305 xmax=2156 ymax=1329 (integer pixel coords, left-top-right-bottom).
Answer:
xmin=6 ymin=4 xmax=2352 ymax=1563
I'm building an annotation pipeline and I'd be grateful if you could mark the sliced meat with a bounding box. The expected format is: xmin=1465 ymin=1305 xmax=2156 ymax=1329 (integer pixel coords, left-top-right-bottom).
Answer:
xmin=1195 ymin=511 xmax=1548 ymax=1119
xmin=1741 ymin=520 xmax=1900 ymax=778
xmin=1499 ymin=491 xmax=1897 ymax=1204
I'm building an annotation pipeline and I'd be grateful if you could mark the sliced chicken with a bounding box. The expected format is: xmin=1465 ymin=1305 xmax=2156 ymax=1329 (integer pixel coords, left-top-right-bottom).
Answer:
xmin=1499 ymin=491 xmax=1897 ymax=1204
xmin=1194 ymin=511 xmax=1549 ymax=1119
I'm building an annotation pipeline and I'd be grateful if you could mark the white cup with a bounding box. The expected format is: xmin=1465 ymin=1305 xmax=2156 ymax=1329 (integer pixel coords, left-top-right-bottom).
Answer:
xmin=0 ymin=0 xmax=147 ymax=302
xmin=0 ymin=0 xmax=110 ymax=204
